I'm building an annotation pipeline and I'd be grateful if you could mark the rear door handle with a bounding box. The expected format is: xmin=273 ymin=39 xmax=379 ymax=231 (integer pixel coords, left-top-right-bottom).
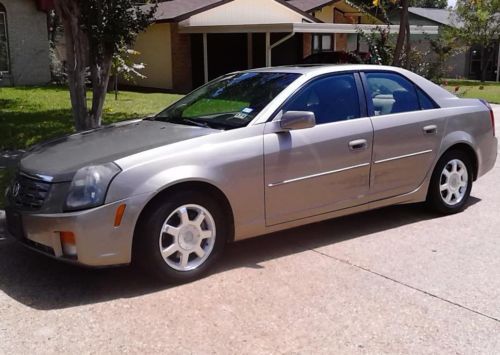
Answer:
xmin=423 ymin=125 xmax=438 ymax=135
xmin=349 ymin=139 xmax=368 ymax=151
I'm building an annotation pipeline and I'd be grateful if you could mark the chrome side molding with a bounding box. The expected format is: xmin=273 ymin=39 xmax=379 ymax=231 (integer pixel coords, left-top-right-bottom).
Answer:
xmin=268 ymin=163 xmax=370 ymax=187
xmin=374 ymin=150 xmax=433 ymax=165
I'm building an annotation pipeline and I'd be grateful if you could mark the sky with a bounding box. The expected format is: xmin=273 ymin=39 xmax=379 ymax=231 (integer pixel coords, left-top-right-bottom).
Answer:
xmin=448 ymin=0 xmax=457 ymax=7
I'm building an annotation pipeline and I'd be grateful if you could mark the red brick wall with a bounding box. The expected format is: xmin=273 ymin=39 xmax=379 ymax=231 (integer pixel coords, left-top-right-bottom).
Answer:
xmin=303 ymin=33 xmax=312 ymax=58
xmin=171 ymin=23 xmax=193 ymax=93
xmin=334 ymin=10 xmax=355 ymax=52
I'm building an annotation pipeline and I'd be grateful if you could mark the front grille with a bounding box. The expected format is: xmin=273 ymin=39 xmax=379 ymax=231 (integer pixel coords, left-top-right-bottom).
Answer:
xmin=11 ymin=175 xmax=51 ymax=210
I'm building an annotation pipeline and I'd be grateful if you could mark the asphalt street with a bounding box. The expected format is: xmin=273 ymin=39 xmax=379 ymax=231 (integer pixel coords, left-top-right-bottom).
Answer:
xmin=0 ymin=107 xmax=499 ymax=354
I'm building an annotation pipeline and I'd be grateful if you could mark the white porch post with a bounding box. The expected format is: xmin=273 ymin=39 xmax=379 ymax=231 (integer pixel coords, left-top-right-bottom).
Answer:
xmin=203 ymin=33 xmax=209 ymax=83
xmin=247 ymin=33 xmax=253 ymax=69
xmin=265 ymin=32 xmax=271 ymax=67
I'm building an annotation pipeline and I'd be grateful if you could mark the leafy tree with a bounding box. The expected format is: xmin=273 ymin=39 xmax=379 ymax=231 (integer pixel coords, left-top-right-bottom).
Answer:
xmin=358 ymin=24 xmax=396 ymax=64
xmin=409 ymin=0 xmax=448 ymax=8
xmin=370 ymin=0 xmax=411 ymax=67
xmin=447 ymin=0 xmax=500 ymax=82
xmin=426 ymin=31 xmax=464 ymax=83
xmin=53 ymin=0 xmax=156 ymax=130
xmin=111 ymin=47 xmax=146 ymax=100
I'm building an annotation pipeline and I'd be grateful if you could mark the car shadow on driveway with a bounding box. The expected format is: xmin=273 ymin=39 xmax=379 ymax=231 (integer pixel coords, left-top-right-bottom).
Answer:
xmin=0 ymin=198 xmax=481 ymax=310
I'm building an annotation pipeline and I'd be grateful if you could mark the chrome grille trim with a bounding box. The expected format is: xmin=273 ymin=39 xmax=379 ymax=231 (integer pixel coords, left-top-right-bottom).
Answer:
xmin=11 ymin=175 xmax=51 ymax=210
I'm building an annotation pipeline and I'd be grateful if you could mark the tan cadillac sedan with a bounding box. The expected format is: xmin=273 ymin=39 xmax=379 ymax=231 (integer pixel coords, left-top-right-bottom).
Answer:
xmin=4 ymin=65 xmax=498 ymax=282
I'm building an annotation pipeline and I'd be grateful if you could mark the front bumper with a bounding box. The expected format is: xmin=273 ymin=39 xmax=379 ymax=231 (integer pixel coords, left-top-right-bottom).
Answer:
xmin=4 ymin=194 xmax=150 ymax=267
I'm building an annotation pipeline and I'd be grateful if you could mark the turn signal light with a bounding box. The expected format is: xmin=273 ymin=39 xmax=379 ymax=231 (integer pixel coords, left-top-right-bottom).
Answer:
xmin=60 ymin=231 xmax=77 ymax=256
xmin=114 ymin=204 xmax=127 ymax=227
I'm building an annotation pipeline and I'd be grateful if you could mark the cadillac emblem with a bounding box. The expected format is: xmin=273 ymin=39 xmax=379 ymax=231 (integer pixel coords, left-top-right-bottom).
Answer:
xmin=11 ymin=181 xmax=21 ymax=197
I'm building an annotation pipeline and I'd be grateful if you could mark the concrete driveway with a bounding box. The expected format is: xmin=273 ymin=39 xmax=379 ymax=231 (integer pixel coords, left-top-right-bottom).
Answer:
xmin=0 ymin=108 xmax=499 ymax=354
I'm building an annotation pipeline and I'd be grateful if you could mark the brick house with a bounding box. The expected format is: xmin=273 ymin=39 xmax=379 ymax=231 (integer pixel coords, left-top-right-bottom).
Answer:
xmin=129 ymin=0 xmax=436 ymax=92
xmin=0 ymin=0 xmax=51 ymax=86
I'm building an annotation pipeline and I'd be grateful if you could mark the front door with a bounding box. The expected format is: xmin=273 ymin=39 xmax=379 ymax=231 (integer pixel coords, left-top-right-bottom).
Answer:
xmin=362 ymin=71 xmax=446 ymax=200
xmin=264 ymin=73 xmax=374 ymax=226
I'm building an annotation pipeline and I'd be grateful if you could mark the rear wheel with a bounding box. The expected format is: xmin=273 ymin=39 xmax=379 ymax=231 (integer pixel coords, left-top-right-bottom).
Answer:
xmin=134 ymin=190 xmax=229 ymax=283
xmin=426 ymin=150 xmax=473 ymax=214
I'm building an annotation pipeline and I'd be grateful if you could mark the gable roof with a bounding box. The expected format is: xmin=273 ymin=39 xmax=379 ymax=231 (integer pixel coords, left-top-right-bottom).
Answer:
xmin=146 ymin=0 xmax=223 ymax=22
xmin=286 ymin=0 xmax=337 ymax=12
xmin=148 ymin=0 xmax=318 ymax=23
xmin=408 ymin=7 xmax=460 ymax=27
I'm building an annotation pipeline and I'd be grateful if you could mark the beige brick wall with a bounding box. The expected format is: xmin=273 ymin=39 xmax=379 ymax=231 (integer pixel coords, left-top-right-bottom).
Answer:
xmin=0 ymin=0 xmax=50 ymax=86
xmin=131 ymin=23 xmax=173 ymax=90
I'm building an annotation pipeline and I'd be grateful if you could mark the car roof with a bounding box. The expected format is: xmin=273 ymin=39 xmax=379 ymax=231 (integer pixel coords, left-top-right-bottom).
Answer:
xmin=242 ymin=64 xmax=457 ymax=111
xmin=245 ymin=64 xmax=409 ymax=76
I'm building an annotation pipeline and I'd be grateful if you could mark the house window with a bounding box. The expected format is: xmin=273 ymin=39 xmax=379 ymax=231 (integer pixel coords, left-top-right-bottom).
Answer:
xmin=313 ymin=34 xmax=333 ymax=53
xmin=0 ymin=3 xmax=9 ymax=72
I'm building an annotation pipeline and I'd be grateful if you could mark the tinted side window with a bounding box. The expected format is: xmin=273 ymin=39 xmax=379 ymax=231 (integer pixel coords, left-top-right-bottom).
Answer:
xmin=365 ymin=72 xmax=419 ymax=116
xmin=417 ymin=88 xmax=437 ymax=110
xmin=283 ymin=74 xmax=360 ymax=125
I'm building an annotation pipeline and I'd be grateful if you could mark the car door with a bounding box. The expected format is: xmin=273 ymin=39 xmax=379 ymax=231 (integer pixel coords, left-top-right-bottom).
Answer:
xmin=263 ymin=73 xmax=374 ymax=226
xmin=361 ymin=71 xmax=446 ymax=200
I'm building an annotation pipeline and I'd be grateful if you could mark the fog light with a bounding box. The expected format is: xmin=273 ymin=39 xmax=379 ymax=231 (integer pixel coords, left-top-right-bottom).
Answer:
xmin=60 ymin=231 xmax=77 ymax=256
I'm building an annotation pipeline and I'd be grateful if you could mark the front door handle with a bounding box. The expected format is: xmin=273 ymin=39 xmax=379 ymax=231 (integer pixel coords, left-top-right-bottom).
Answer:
xmin=349 ymin=139 xmax=368 ymax=151
xmin=423 ymin=125 xmax=438 ymax=135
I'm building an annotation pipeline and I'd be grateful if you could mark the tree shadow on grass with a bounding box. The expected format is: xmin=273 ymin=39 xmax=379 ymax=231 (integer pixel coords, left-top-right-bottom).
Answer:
xmin=0 ymin=197 xmax=481 ymax=310
xmin=0 ymin=98 xmax=23 ymax=111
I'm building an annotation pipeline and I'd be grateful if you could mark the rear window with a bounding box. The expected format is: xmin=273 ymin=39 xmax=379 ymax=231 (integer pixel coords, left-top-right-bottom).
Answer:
xmin=417 ymin=88 xmax=437 ymax=110
xmin=365 ymin=72 xmax=420 ymax=116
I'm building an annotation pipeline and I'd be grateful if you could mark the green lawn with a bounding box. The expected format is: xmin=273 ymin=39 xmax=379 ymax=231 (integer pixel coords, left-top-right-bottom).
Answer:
xmin=443 ymin=79 xmax=500 ymax=104
xmin=0 ymin=86 xmax=182 ymax=151
xmin=0 ymin=86 xmax=181 ymax=208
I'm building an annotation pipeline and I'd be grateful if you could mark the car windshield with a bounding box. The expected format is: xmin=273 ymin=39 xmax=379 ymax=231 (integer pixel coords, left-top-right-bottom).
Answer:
xmin=155 ymin=72 xmax=301 ymax=130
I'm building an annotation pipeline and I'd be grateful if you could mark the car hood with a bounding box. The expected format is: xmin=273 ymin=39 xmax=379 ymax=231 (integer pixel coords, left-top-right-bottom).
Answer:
xmin=19 ymin=120 xmax=219 ymax=182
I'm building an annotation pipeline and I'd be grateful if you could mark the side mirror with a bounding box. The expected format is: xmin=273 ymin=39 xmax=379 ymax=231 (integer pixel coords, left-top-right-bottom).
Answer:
xmin=279 ymin=111 xmax=316 ymax=131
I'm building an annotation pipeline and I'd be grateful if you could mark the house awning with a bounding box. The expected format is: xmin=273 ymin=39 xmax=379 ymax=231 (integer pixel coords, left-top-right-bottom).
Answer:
xmin=178 ymin=22 xmax=439 ymax=35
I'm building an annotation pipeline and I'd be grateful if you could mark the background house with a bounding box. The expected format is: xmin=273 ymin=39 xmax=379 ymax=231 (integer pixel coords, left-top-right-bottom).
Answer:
xmin=128 ymin=0 xmax=391 ymax=92
xmin=390 ymin=7 xmax=500 ymax=81
xmin=0 ymin=0 xmax=51 ymax=86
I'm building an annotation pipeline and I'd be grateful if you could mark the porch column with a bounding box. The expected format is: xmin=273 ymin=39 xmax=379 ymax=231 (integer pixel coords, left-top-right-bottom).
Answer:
xmin=356 ymin=16 xmax=361 ymax=52
xmin=203 ymin=33 xmax=209 ymax=83
xmin=266 ymin=32 xmax=271 ymax=67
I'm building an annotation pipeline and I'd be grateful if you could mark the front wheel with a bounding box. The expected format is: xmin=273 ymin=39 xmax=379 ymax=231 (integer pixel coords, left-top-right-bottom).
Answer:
xmin=426 ymin=150 xmax=473 ymax=215
xmin=134 ymin=191 xmax=229 ymax=283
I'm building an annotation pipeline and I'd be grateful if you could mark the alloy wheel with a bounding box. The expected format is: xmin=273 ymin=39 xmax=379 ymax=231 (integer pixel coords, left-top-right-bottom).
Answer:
xmin=439 ymin=159 xmax=469 ymax=206
xmin=158 ymin=204 xmax=216 ymax=271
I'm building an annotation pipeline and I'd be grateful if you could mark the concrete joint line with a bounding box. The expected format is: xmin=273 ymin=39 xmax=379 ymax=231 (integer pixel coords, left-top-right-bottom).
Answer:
xmin=309 ymin=248 xmax=500 ymax=324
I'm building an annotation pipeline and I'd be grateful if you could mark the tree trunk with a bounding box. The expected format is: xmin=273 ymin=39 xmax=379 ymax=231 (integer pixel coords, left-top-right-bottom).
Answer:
xmin=89 ymin=52 xmax=113 ymax=127
xmin=54 ymin=0 xmax=91 ymax=131
xmin=393 ymin=0 xmax=409 ymax=67
xmin=404 ymin=17 xmax=411 ymax=69
xmin=115 ymin=75 xmax=119 ymax=101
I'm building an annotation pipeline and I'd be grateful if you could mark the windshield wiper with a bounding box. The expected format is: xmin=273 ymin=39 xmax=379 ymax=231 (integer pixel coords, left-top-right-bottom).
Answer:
xmin=183 ymin=119 xmax=211 ymax=128
xmin=160 ymin=116 xmax=212 ymax=129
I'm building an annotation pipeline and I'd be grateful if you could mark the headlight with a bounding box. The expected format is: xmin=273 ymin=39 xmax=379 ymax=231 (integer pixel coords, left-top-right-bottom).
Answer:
xmin=65 ymin=163 xmax=121 ymax=211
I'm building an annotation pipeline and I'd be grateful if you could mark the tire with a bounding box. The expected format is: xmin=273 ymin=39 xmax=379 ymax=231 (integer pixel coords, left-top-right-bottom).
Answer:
xmin=134 ymin=190 xmax=229 ymax=283
xmin=426 ymin=150 xmax=473 ymax=215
